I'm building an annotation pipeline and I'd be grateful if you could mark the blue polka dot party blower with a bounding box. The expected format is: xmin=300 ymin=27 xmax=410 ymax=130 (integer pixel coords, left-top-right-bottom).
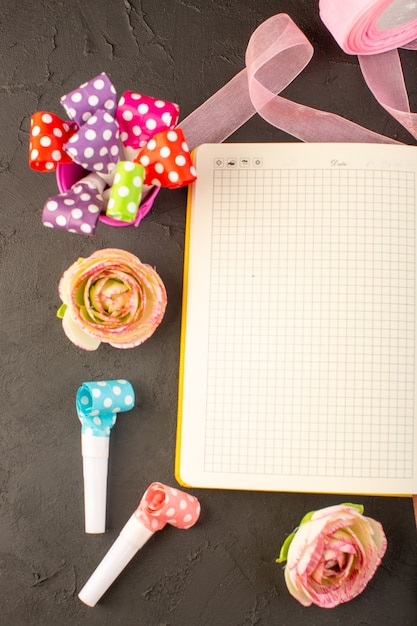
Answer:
xmin=76 ymin=380 xmax=135 ymax=534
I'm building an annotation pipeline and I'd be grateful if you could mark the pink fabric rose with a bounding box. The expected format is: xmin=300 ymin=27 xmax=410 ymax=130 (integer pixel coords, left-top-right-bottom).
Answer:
xmin=277 ymin=503 xmax=387 ymax=608
xmin=57 ymin=248 xmax=167 ymax=350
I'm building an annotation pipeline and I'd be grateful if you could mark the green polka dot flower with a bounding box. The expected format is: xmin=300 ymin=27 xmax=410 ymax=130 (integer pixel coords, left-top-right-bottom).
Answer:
xmin=106 ymin=161 xmax=145 ymax=221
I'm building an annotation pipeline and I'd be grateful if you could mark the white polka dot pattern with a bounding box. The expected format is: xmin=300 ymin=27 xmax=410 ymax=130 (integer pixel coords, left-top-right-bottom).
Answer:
xmin=29 ymin=111 xmax=77 ymax=171
xmin=32 ymin=72 xmax=197 ymax=235
xmin=60 ymin=72 xmax=117 ymax=127
xmin=106 ymin=161 xmax=144 ymax=221
xmin=64 ymin=109 xmax=120 ymax=174
xmin=116 ymin=91 xmax=179 ymax=149
xmin=76 ymin=380 xmax=135 ymax=437
xmin=135 ymin=482 xmax=201 ymax=531
xmin=135 ymin=128 xmax=197 ymax=189
xmin=42 ymin=180 xmax=102 ymax=235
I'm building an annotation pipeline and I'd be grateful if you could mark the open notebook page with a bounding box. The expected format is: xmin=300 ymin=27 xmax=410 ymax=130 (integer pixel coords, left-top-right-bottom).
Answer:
xmin=176 ymin=142 xmax=417 ymax=495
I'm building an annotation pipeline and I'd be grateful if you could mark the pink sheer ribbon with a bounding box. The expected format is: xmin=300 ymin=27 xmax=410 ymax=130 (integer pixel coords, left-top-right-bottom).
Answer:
xmin=359 ymin=51 xmax=417 ymax=140
xmin=179 ymin=12 xmax=417 ymax=149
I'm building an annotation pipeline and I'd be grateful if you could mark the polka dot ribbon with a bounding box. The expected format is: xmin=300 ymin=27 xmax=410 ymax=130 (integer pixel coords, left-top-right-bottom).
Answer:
xmin=30 ymin=72 xmax=196 ymax=234
xmin=60 ymin=73 xmax=118 ymax=126
xmin=106 ymin=161 xmax=145 ymax=222
xmin=135 ymin=482 xmax=201 ymax=532
xmin=105 ymin=128 xmax=196 ymax=221
xmin=76 ymin=380 xmax=135 ymax=437
xmin=116 ymin=91 xmax=179 ymax=149
xmin=43 ymin=175 xmax=105 ymax=235
xmin=64 ymin=109 xmax=121 ymax=175
xmin=134 ymin=128 xmax=196 ymax=189
xmin=29 ymin=112 xmax=77 ymax=171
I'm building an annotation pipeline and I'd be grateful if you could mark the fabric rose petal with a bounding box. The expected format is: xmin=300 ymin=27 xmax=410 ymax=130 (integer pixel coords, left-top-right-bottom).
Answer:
xmin=57 ymin=248 xmax=167 ymax=350
xmin=277 ymin=503 xmax=387 ymax=608
xmin=78 ymin=482 xmax=201 ymax=607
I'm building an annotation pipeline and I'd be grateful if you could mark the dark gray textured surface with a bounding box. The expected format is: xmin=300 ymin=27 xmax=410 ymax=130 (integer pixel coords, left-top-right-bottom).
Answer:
xmin=1 ymin=0 xmax=417 ymax=624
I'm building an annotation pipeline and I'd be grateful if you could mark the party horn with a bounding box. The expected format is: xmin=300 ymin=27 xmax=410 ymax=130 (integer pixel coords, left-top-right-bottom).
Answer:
xmin=78 ymin=482 xmax=201 ymax=606
xmin=76 ymin=380 xmax=135 ymax=534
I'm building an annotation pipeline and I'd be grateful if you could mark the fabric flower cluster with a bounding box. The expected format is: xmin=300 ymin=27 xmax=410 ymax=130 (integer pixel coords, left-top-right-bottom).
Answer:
xmin=30 ymin=72 xmax=196 ymax=235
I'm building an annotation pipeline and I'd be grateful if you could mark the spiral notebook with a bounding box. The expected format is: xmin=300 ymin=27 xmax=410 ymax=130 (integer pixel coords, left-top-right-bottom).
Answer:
xmin=176 ymin=142 xmax=417 ymax=495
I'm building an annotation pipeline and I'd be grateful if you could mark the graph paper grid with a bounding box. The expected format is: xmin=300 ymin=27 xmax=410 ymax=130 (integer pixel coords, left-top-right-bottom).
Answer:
xmin=203 ymin=167 xmax=415 ymax=480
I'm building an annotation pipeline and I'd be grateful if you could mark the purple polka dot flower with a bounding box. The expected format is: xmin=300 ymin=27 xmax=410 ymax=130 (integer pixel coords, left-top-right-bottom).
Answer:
xmin=42 ymin=176 xmax=104 ymax=235
xmin=60 ymin=73 xmax=118 ymax=125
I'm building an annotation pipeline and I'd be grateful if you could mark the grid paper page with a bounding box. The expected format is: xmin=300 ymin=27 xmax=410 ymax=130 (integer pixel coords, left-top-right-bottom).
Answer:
xmin=177 ymin=143 xmax=417 ymax=494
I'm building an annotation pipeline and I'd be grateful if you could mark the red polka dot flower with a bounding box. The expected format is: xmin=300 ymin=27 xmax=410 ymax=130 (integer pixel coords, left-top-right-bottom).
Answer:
xmin=29 ymin=112 xmax=77 ymax=171
xmin=29 ymin=73 xmax=197 ymax=235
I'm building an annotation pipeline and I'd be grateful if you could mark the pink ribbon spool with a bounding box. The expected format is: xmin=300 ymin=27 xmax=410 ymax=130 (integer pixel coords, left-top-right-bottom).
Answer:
xmin=319 ymin=0 xmax=417 ymax=55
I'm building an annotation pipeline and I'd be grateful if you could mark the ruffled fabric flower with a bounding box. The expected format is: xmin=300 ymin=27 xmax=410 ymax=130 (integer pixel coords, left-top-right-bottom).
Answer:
xmin=277 ymin=503 xmax=387 ymax=608
xmin=57 ymin=248 xmax=167 ymax=350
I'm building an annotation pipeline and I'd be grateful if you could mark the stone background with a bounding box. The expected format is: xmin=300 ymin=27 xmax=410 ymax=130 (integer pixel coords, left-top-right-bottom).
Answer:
xmin=1 ymin=0 xmax=416 ymax=624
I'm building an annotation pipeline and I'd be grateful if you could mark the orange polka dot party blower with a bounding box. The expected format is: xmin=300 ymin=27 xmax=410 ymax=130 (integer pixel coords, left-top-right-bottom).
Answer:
xmin=29 ymin=73 xmax=196 ymax=235
xmin=78 ymin=482 xmax=201 ymax=607
xmin=57 ymin=248 xmax=167 ymax=350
